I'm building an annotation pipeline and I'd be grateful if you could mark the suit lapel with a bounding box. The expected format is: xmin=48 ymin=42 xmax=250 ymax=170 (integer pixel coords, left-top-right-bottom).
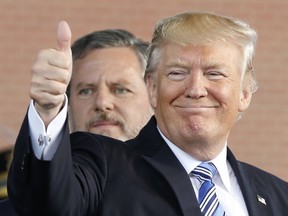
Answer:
xmin=129 ymin=117 xmax=202 ymax=216
xmin=227 ymin=149 xmax=274 ymax=216
xmin=131 ymin=117 xmax=276 ymax=215
xmin=143 ymin=148 xmax=202 ymax=216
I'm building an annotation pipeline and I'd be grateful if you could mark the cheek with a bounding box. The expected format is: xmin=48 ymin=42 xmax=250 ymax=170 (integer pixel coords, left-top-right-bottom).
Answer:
xmin=70 ymin=98 xmax=81 ymax=111
xmin=222 ymin=89 xmax=243 ymax=114
xmin=149 ymin=76 xmax=184 ymax=109
xmin=70 ymin=99 xmax=90 ymax=117
xmin=117 ymin=101 xmax=138 ymax=116
xmin=212 ymin=83 xmax=238 ymax=101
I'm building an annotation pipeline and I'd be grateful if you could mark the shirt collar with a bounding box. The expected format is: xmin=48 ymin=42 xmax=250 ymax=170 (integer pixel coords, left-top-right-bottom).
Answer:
xmin=211 ymin=145 xmax=231 ymax=192
xmin=157 ymin=126 xmax=231 ymax=192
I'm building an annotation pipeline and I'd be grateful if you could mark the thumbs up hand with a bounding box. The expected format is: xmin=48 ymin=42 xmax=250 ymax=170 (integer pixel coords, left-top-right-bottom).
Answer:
xmin=30 ymin=21 xmax=72 ymax=127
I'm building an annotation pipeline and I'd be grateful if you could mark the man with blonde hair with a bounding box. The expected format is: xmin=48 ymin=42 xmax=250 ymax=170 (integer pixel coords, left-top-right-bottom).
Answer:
xmin=8 ymin=11 xmax=288 ymax=215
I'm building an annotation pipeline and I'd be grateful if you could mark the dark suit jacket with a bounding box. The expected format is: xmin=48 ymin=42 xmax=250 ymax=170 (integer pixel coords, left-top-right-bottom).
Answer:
xmin=7 ymin=115 xmax=288 ymax=215
xmin=0 ymin=198 xmax=18 ymax=216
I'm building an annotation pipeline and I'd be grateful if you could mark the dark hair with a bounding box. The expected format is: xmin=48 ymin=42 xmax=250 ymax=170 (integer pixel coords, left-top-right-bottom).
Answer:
xmin=67 ymin=29 xmax=149 ymax=98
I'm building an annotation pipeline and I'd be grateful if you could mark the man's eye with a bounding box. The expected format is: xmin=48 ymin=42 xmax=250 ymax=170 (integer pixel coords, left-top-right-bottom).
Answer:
xmin=206 ymin=71 xmax=225 ymax=80
xmin=167 ymin=71 xmax=187 ymax=81
xmin=79 ymin=89 xmax=93 ymax=96
xmin=115 ymin=88 xmax=129 ymax=94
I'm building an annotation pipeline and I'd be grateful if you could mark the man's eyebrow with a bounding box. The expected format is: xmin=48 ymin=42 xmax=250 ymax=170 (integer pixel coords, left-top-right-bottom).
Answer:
xmin=165 ymin=59 xmax=227 ymax=69
xmin=75 ymin=82 xmax=95 ymax=89
xmin=202 ymin=62 xmax=226 ymax=69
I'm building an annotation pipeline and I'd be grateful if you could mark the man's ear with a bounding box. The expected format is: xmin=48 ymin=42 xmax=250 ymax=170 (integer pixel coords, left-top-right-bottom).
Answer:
xmin=146 ymin=74 xmax=157 ymax=109
xmin=238 ymin=86 xmax=252 ymax=112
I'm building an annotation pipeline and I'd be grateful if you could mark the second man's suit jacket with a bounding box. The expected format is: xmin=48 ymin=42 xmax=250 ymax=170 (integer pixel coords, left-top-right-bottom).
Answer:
xmin=0 ymin=198 xmax=18 ymax=216
xmin=8 ymin=115 xmax=288 ymax=215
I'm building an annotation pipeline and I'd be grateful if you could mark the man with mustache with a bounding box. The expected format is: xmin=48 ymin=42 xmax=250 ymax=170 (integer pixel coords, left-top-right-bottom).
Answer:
xmin=67 ymin=29 xmax=153 ymax=141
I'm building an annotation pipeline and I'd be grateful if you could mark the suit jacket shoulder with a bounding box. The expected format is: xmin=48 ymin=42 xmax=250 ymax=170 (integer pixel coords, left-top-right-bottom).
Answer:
xmin=228 ymin=149 xmax=288 ymax=215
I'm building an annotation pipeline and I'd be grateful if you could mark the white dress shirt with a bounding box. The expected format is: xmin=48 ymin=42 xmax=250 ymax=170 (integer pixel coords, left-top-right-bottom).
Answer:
xmin=158 ymin=128 xmax=249 ymax=216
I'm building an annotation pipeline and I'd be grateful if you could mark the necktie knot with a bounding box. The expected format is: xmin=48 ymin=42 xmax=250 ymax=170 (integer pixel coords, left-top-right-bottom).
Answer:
xmin=192 ymin=162 xmax=217 ymax=183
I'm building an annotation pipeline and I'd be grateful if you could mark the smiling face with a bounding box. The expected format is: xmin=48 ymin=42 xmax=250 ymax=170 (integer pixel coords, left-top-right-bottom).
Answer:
xmin=147 ymin=42 xmax=252 ymax=159
xmin=69 ymin=47 xmax=153 ymax=141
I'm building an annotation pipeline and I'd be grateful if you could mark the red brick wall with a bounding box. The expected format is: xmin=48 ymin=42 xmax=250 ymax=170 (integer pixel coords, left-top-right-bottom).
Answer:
xmin=0 ymin=0 xmax=287 ymax=180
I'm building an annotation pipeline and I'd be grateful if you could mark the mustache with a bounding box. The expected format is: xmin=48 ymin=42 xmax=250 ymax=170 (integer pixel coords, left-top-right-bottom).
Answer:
xmin=87 ymin=112 xmax=124 ymax=128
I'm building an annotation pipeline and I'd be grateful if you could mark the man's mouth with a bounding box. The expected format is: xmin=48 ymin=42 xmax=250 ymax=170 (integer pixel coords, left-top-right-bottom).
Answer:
xmin=91 ymin=120 xmax=118 ymax=128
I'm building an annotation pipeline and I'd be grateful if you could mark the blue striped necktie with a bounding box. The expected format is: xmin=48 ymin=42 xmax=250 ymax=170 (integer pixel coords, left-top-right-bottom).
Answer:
xmin=191 ymin=162 xmax=226 ymax=216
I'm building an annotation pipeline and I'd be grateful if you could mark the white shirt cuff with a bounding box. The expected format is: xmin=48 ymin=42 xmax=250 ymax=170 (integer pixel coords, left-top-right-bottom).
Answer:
xmin=28 ymin=95 xmax=68 ymax=160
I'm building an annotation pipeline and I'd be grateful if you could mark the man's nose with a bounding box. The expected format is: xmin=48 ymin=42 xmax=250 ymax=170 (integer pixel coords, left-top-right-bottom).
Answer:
xmin=93 ymin=88 xmax=114 ymax=111
xmin=185 ymin=72 xmax=208 ymax=98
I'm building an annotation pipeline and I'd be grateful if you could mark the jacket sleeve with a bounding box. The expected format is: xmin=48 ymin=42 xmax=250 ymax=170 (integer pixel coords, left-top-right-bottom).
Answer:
xmin=7 ymin=112 xmax=108 ymax=216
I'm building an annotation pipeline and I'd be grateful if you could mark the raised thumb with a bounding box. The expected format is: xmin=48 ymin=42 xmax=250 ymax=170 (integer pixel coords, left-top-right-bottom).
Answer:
xmin=56 ymin=21 xmax=72 ymax=53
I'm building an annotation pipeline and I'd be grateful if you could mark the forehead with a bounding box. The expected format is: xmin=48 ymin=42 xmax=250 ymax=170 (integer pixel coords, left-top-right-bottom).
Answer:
xmin=71 ymin=47 xmax=144 ymax=85
xmin=160 ymin=42 xmax=243 ymax=68
xmin=74 ymin=47 xmax=141 ymax=68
